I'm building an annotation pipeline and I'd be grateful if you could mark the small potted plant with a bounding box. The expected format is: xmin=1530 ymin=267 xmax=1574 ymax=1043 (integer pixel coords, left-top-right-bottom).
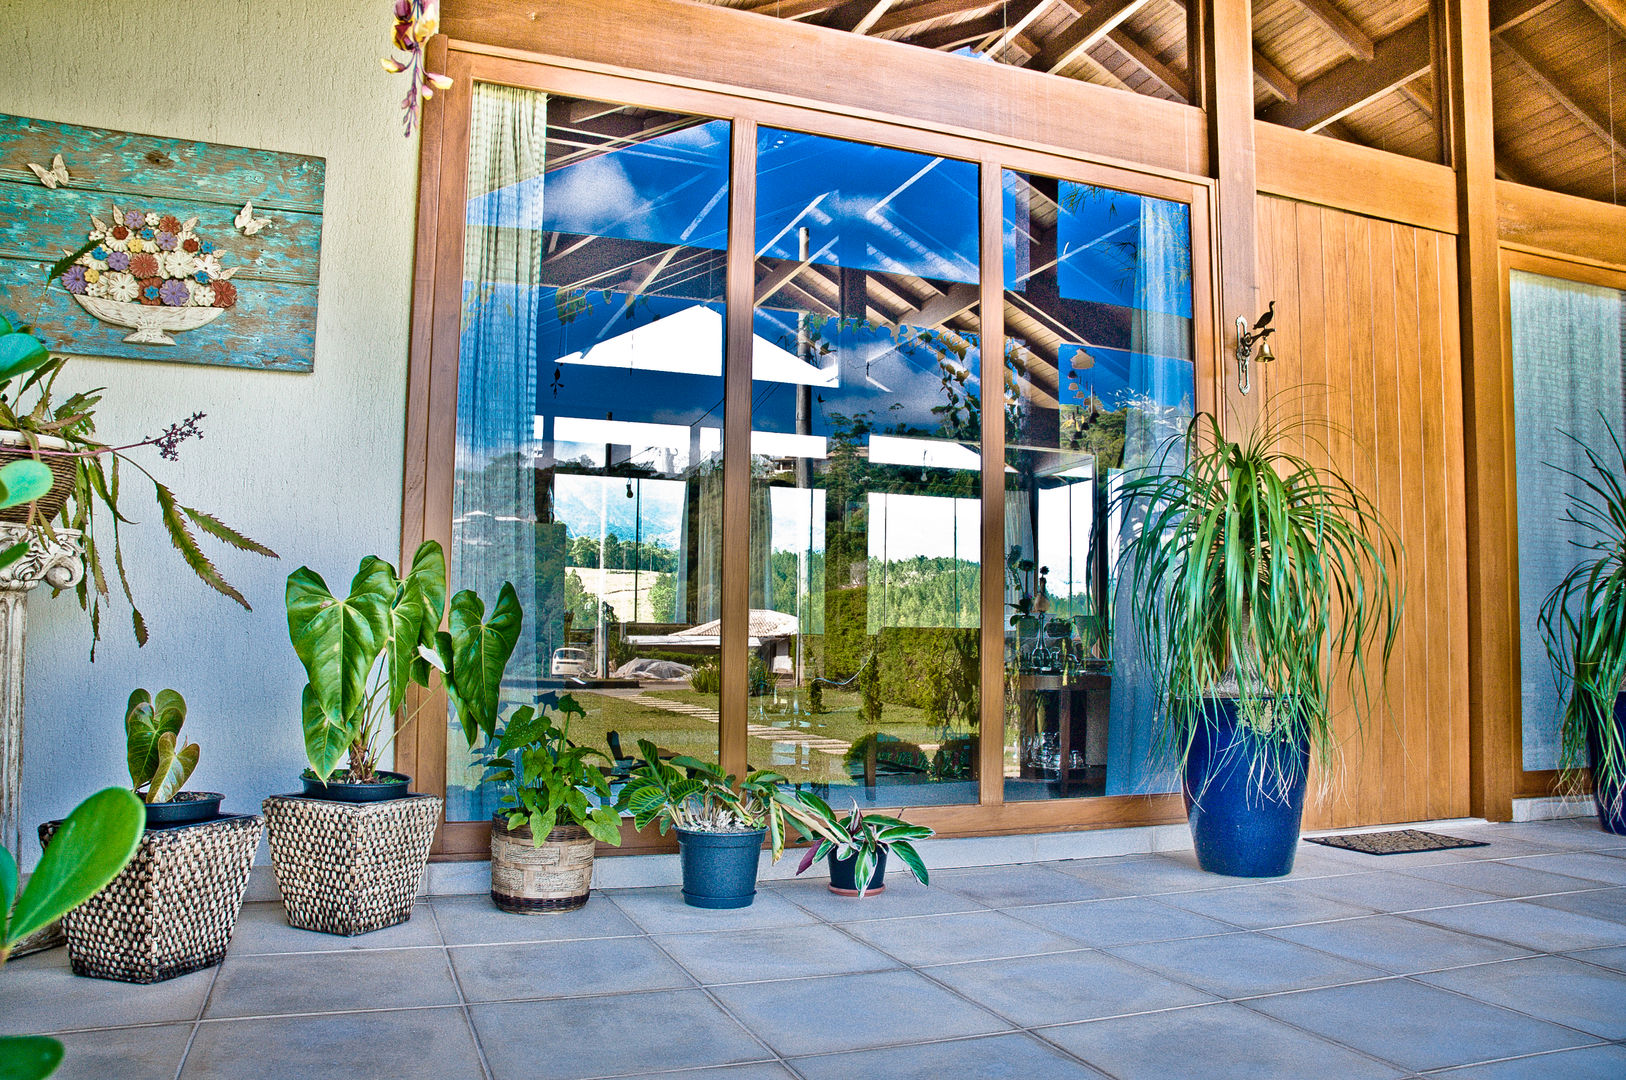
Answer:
xmin=615 ymin=740 xmax=834 ymax=909
xmin=472 ymin=692 xmax=622 ymax=913
xmin=1115 ymin=402 xmax=1403 ymax=877
xmin=1539 ymin=423 xmax=1626 ymax=834
xmin=44 ymin=689 xmax=261 ymax=983
xmin=793 ymin=798 xmax=933 ymax=898
xmin=266 ymin=540 xmax=521 ymax=935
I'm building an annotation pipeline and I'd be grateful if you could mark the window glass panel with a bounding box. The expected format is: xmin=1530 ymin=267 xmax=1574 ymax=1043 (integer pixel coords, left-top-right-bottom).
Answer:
xmin=448 ymin=86 xmax=729 ymax=822
xmin=1512 ymin=270 xmax=1626 ymax=771
xmin=1001 ymin=170 xmax=1194 ymax=801
xmin=749 ymin=128 xmax=982 ymax=807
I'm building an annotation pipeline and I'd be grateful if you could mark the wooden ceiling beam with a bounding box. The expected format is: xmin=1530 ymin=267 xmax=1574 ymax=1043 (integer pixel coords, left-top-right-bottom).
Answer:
xmin=1028 ymin=0 xmax=1154 ymax=74
xmin=1489 ymin=0 xmax=1566 ymax=31
xmin=870 ymin=0 xmax=995 ymax=35
xmin=818 ymin=0 xmax=900 ymax=32
xmin=1292 ymin=0 xmax=1374 ymax=61
xmin=1578 ymin=0 xmax=1626 ymax=38
xmin=1259 ymin=15 xmax=1429 ymax=131
xmin=743 ymin=0 xmax=839 ymax=18
xmin=982 ymin=0 xmax=1054 ymax=58
xmin=1253 ymin=49 xmax=1300 ymax=103
xmin=904 ymin=10 xmax=1007 ymax=49
xmin=1109 ymin=26 xmax=1190 ymax=99
xmin=1496 ymin=36 xmax=1626 ymax=161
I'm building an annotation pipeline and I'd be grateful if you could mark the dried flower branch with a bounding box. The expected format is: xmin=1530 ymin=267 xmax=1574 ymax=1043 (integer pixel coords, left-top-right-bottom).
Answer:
xmin=382 ymin=0 xmax=453 ymax=137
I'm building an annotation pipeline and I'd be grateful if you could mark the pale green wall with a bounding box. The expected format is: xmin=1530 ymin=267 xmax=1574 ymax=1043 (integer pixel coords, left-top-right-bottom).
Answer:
xmin=2 ymin=0 xmax=420 ymax=862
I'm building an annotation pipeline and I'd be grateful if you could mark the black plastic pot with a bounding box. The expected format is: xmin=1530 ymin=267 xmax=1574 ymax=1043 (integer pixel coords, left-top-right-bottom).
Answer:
xmin=827 ymin=848 xmax=887 ymax=896
xmin=143 ymin=792 xmax=224 ymax=828
xmin=300 ymin=770 xmax=412 ymax=803
xmin=1182 ymin=698 xmax=1309 ymax=878
xmin=676 ymin=826 xmax=765 ymax=909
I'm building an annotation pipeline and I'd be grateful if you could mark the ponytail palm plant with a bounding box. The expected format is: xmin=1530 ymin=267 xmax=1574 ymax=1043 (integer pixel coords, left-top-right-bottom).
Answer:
xmin=1537 ymin=423 xmax=1626 ymax=823
xmin=1115 ymin=402 xmax=1404 ymax=789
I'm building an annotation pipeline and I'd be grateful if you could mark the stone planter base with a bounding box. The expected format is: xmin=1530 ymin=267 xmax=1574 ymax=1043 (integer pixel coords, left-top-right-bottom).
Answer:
xmin=263 ymin=793 xmax=441 ymax=936
xmin=39 ymin=813 xmax=262 ymax=983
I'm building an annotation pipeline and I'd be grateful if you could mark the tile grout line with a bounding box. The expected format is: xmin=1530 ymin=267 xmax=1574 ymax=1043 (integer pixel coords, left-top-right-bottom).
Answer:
xmin=426 ymin=903 xmax=497 ymax=1080
xmin=170 ymin=957 xmax=225 ymax=1080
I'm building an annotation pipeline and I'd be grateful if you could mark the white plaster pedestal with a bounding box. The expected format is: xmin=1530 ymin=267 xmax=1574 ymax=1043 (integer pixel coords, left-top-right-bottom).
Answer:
xmin=0 ymin=524 xmax=85 ymax=859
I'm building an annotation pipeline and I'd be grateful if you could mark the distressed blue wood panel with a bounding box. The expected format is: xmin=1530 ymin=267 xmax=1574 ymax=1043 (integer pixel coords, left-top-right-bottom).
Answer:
xmin=0 ymin=113 xmax=325 ymax=372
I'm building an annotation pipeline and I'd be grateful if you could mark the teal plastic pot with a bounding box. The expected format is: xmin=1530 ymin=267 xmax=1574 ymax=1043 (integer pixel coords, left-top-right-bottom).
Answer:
xmin=676 ymin=827 xmax=765 ymax=909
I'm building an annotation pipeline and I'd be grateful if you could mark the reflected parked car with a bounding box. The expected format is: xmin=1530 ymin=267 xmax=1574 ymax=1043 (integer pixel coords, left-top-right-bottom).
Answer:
xmin=550 ymin=647 xmax=591 ymax=677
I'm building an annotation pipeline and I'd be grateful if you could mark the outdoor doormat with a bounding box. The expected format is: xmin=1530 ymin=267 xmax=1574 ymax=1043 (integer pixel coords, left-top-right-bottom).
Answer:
xmin=1306 ymin=829 xmax=1490 ymax=855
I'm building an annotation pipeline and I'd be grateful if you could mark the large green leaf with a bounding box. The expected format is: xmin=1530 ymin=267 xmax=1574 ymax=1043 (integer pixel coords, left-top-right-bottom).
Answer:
xmin=147 ymin=731 xmax=199 ymax=803
xmin=0 ymin=459 xmax=51 ymax=512
xmin=8 ymin=788 xmax=143 ymax=945
xmin=285 ymin=561 xmax=393 ymax=773
xmin=0 ymin=329 xmax=48 ymax=385
xmin=0 ymin=846 xmax=16 ymax=943
xmin=444 ymin=583 xmax=522 ymax=744
xmin=0 ymin=1035 xmax=64 ymax=1080
xmin=124 ymin=688 xmax=187 ymax=790
xmin=300 ymin=682 xmax=355 ymax=781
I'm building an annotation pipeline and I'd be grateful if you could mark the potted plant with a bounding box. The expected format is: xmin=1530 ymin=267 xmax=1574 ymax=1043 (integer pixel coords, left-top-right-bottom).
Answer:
xmin=615 ymin=740 xmax=834 ymax=909
xmin=0 ymin=314 xmax=275 ymax=650
xmin=43 ymin=688 xmax=261 ymax=983
xmin=793 ymin=798 xmax=933 ymax=898
xmin=1115 ymin=405 xmax=1403 ymax=877
xmin=1539 ymin=424 xmax=1626 ymax=834
xmin=471 ymin=692 xmax=622 ymax=913
xmin=265 ymin=540 xmax=521 ymax=935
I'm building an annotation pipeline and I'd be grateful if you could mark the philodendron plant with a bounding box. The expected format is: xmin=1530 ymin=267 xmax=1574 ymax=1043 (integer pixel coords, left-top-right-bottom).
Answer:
xmin=124 ymin=689 xmax=199 ymax=804
xmin=475 ymin=692 xmax=622 ymax=847
xmin=285 ymin=540 xmax=522 ymax=784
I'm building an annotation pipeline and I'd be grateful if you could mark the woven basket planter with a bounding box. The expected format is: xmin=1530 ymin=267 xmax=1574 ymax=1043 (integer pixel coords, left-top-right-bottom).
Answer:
xmin=490 ymin=817 xmax=595 ymax=914
xmin=39 ymin=813 xmax=262 ymax=984
xmin=0 ymin=433 xmax=76 ymax=525
xmin=263 ymin=792 xmax=441 ymax=936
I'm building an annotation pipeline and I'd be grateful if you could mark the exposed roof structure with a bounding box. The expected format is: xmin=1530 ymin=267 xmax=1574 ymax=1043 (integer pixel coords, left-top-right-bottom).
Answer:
xmin=698 ymin=0 xmax=1626 ymax=203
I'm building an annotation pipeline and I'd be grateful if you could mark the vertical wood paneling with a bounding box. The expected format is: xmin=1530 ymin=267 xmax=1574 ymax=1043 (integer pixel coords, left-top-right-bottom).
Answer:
xmin=1259 ymin=194 xmax=1472 ymax=829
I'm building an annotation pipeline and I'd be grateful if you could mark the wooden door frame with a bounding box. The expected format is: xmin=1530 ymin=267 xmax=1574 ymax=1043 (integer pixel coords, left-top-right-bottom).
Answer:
xmin=399 ymin=44 xmax=1218 ymax=859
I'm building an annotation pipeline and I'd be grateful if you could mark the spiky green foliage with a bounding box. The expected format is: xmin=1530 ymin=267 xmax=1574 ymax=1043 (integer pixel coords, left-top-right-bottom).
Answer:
xmin=1113 ymin=401 xmax=1404 ymax=794
xmin=793 ymin=796 xmax=933 ymax=898
xmin=1537 ymin=421 xmax=1626 ymax=819
xmin=475 ymin=693 xmax=622 ymax=847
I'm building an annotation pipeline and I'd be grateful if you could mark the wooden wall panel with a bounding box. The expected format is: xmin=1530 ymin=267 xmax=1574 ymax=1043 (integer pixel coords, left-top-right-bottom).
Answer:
xmin=1256 ymin=194 xmax=1471 ymax=829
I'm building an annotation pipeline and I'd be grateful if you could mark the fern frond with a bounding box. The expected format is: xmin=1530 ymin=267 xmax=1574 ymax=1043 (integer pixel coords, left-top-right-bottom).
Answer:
xmin=152 ymin=482 xmax=250 ymax=609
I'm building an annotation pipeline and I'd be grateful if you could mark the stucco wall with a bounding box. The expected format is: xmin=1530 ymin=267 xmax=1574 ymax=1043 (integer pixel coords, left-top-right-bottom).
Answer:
xmin=2 ymin=0 xmax=419 ymax=863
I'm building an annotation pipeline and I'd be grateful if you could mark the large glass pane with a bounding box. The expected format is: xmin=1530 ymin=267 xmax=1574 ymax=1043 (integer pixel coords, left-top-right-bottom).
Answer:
xmin=749 ymin=128 xmax=982 ymax=807
xmin=447 ymin=87 xmax=730 ymax=821
xmin=1002 ymin=170 xmax=1194 ymax=801
xmin=1512 ymin=270 xmax=1626 ymax=771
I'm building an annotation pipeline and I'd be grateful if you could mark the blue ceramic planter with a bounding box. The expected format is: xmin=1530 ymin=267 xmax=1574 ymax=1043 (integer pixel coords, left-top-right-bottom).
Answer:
xmin=677 ymin=827 xmax=766 ymax=908
xmin=1587 ymin=694 xmax=1626 ymax=835
xmin=1182 ymin=699 xmax=1310 ymax=877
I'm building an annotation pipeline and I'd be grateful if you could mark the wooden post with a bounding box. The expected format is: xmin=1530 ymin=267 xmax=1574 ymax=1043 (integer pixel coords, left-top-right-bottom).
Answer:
xmin=977 ymin=159 xmax=1007 ymax=807
xmin=1199 ymin=0 xmax=1262 ymax=430
xmin=1442 ymin=0 xmax=1515 ymax=821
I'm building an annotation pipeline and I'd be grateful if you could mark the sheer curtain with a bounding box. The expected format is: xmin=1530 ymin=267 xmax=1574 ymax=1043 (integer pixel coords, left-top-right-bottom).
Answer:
xmin=448 ymin=82 xmax=549 ymax=819
xmin=1512 ymin=271 xmax=1626 ymax=770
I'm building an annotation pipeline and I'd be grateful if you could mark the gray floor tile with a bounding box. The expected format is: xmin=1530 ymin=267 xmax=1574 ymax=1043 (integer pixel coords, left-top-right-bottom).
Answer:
xmin=1154 ymin=881 xmax=1376 ymax=929
xmin=1416 ymin=954 xmax=1626 ymax=1039
xmin=1404 ymin=899 xmax=1626 ymax=952
xmin=471 ymin=989 xmax=769 ymax=1080
xmin=1283 ymin=870 xmax=1499 ymax=912
xmin=934 ymin=864 xmax=1129 ymax=906
xmin=1009 ymin=896 xmax=1237 ymax=947
xmin=1050 ymin=852 xmax=1230 ymax=895
xmin=182 ymin=1007 xmax=485 ymax=1079
xmin=710 ymin=969 xmax=1012 ymax=1056
xmin=450 ymin=935 xmax=693 ymax=1001
xmin=1424 ymin=1044 xmax=1626 ymax=1080
xmin=653 ymin=923 xmax=898 ymax=984
xmin=205 ymin=947 xmax=459 ymax=1018
xmin=0 ymin=948 xmax=214 ymax=1033
xmin=1267 ymin=914 xmax=1534 ymax=974
xmin=1110 ymin=931 xmax=1386 ymax=998
xmin=607 ymin=886 xmax=818 ymax=934
xmin=1037 ymin=1001 xmax=1402 ymax=1080
xmin=841 ymin=909 xmax=1084 ymax=966
xmin=791 ymin=1031 xmax=1108 ymax=1080
xmin=49 ymin=1023 xmax=192 ymax=1080
xmin=1246 ymin=977 xmax=1594 ymax=1072
xmin=1481 ymin=821 xmax=1625 ymax=852
xmin=1503 ymin=851 xmax=1626 ymax=886
xmin=1396 ymin=860 xmax=1603 ymax=898
xmin=433 ymin=893 xmax=644 ymax=945
xmin=1523 ymin=886 xmax=1626 ymax=924
xmin=1568 ymin=943 xmax=1626 ymax=972
xmin=923 ymin=949 xmax=1218 ymax=1026
xmin=229 ymin=901 xmax=441 ymax=954
xmin=767 ymin=877 xmax=988 ymax=921
xmin=634 ymin=1067 xmax=797 ymax=1080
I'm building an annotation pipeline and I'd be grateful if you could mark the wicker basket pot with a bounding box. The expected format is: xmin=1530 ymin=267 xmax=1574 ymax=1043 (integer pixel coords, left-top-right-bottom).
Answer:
xmin=39 ymin=813 xmax=262 ymax=984
xmin=262 ymin=792 xmax=441 ymax=936
xmin=490 ymin=816 xmax=596 ymax=914
xmin=0 ymin=432 xmax=77 ymax=525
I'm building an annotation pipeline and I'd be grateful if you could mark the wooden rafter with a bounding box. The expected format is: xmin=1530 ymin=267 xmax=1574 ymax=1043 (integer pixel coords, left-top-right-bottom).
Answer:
xmin=1496 ymin=35 xmax=1626 ymax=161
xmin=743 ymin=0 xmax=837 ymax=17
xmin=1581 ymin=0 xmax=1626 ymax=39
xmin=1259 ymin=15 xmax=1428 ymax=131
xmin=981 ymin=0 xmax=1053 ymax=57
xmin=1110 ymin=27 xmax=1190 ymax=99
xmin=871 ymin=0 xmax=996 ymax=35
xmin=1027 ymin=0 xmax=1153 ymax=74
xmin=819 ymin=0 xmax=899 ymax=32
xmin=1253 ymin=48 xmax=1300 ymax=104
xmin=904 ymin=10 xmax=1008 ymax=49
xmin=1292 ymin=0 xmax=1374 ymax=61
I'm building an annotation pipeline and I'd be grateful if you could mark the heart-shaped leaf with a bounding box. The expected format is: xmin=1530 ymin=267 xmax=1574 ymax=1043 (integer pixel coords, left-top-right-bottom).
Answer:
xmin=300 ymin=682 xmax=356 ymax=782
xmin=147 ymin=730 xmax=199 ymax=803
xmin=0 ymin=329 xmax=48 ymax=384
xmin=8 ymin=787 xmax=143 ymax=945
xmin=445 ymin=583 xmax=522 ymax=745
xmin=286 ymin=561 xmax=393 ymax=774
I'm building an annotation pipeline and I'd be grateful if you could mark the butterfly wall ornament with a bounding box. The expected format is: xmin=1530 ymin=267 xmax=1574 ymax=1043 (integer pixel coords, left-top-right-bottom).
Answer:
xmin=233 ymin=200 xmax=271 ymax=236
xmin=27 ymin=153 xmax=69 ymax=189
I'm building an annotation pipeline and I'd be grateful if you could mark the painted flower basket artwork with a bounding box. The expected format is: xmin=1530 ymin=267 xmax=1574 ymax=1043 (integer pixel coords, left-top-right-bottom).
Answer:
xmin=62 ymin=207 xmax=238 ymax=346
xmin=0 ymin=112 xmax=324 ymax=372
